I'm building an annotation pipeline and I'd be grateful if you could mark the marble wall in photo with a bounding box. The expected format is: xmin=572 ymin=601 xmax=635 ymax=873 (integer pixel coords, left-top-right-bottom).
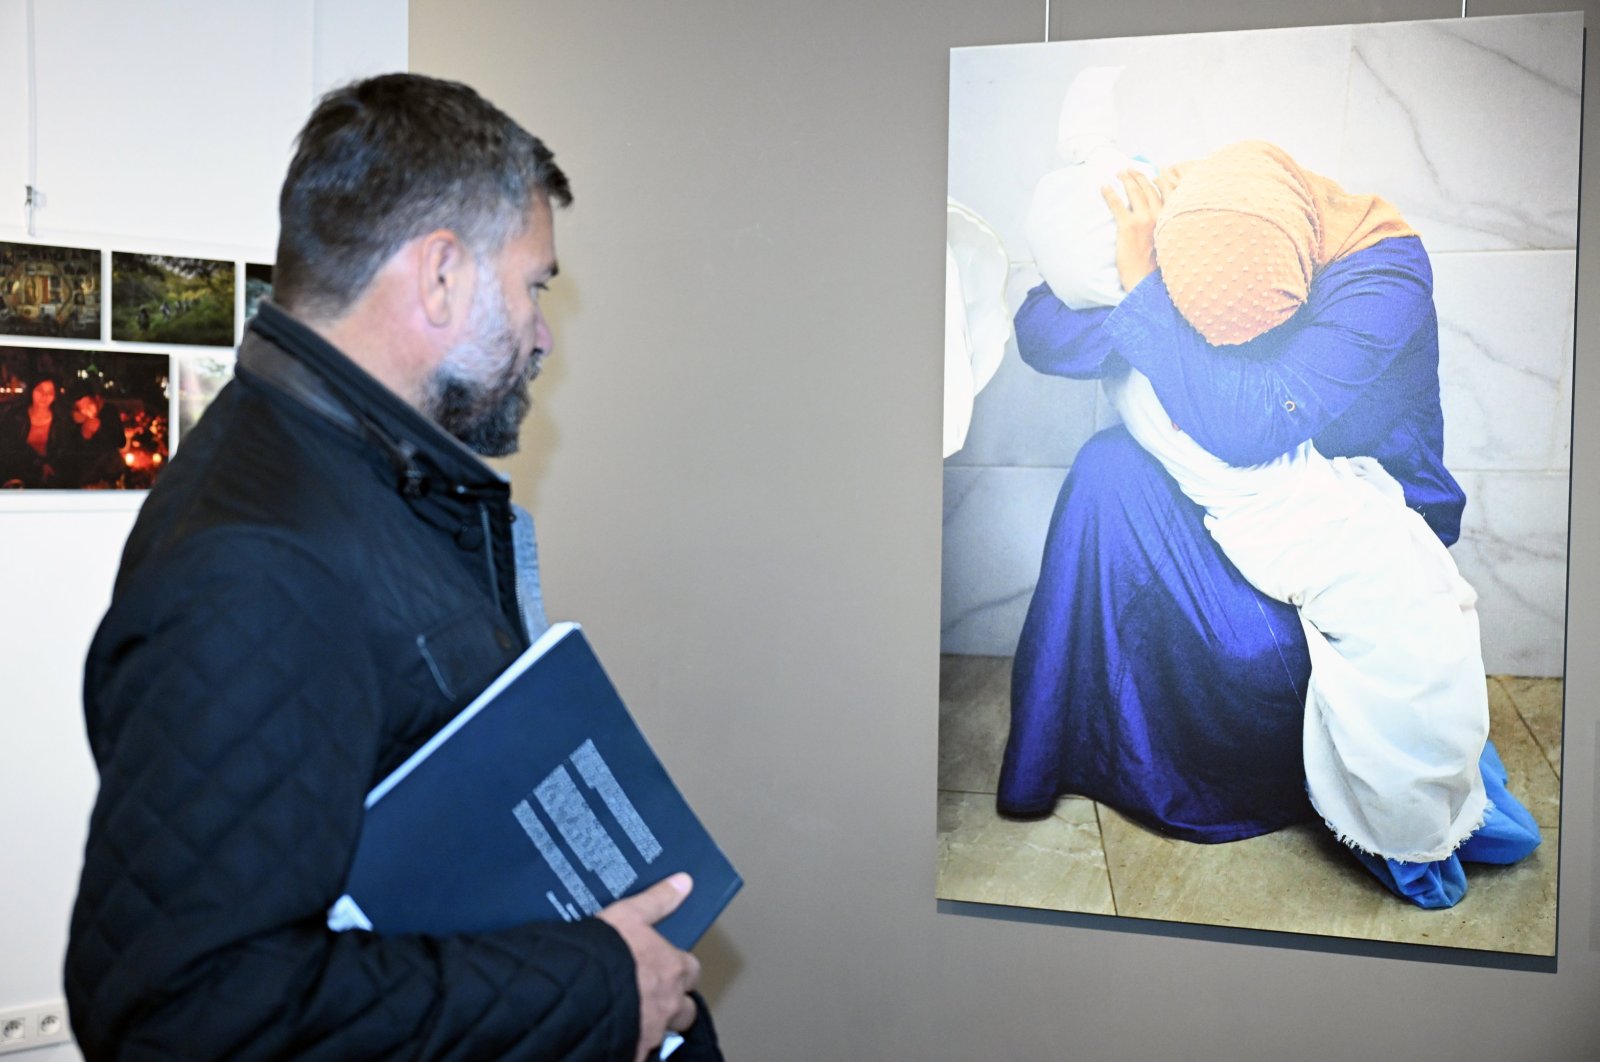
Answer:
xmin=942 ymin=12 xmax=1579 ymax=676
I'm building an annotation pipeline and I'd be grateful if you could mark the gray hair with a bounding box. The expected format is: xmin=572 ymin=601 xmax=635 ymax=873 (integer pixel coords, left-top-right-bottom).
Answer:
xmin=272 ymin=73 xmax=570 ymax=321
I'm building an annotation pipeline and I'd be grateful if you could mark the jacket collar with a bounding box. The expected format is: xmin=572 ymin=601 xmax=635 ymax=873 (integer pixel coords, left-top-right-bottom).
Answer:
xmin=243 ymin=301 xmax=509 ymax=501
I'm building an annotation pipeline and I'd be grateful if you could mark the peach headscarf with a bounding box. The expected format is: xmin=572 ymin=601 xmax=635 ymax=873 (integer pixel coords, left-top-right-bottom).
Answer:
xmin=1153 ymin=141 xmax=1416 ymax=346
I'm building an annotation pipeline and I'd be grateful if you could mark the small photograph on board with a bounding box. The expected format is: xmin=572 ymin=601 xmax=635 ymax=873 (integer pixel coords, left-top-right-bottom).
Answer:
xmin=244 ymin=262 xmax=273 ymax=324
xmin=176 ymin=352 xmax=235 ymax=441
xmin=112 ymin=253 xmax=235 ymax=346
xmin=0 ymin=242 xmax=102 ymax=340
xmin=0 ymin=346 xmax=171 ymax=490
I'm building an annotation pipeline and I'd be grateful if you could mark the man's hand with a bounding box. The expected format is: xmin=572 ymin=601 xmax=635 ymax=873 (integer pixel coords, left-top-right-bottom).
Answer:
xmin=598 ymin=873 xmax=701 ymax=1062
xmin=1100 ymin=169 xmax=1175 ymax=293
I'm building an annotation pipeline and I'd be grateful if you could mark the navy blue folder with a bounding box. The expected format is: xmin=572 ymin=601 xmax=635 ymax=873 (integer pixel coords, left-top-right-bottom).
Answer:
xmin=329 ymin=622 xmax=740 ymax=951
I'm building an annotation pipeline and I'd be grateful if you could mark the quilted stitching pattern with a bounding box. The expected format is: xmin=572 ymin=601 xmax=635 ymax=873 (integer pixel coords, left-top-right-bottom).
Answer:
xmin=67 ymin=331 xmax=643 ymax=1061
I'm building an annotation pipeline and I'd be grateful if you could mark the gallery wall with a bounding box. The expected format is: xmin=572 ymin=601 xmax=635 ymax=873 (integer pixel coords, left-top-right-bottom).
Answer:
xmin=0 ymin=3 xmax=406 ymax=1058
xmin=2 ymin=2 xmax=1592 ymax=1060
xmin=412 ymin=0 xmax=1600 ymax=1059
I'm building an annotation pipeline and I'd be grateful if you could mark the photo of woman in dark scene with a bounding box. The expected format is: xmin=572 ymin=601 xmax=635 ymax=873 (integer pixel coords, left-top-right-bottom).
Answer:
xmin=0 ymin=348 xmax=170 ymax=490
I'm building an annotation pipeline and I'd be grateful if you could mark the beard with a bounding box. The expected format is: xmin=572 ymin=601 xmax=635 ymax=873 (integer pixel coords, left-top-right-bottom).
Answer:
xmin=421 ymin=272 xmax=541 ymax=457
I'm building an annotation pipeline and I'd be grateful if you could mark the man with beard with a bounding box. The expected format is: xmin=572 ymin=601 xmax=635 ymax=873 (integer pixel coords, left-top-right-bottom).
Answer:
xmin=66 ymin=74 xmax=719 ymax=1062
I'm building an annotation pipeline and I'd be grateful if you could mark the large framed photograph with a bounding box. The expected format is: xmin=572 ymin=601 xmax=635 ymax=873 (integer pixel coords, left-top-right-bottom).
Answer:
xmin=939 ymin=13 xmax=1576 ymax=956
xmin=0 ymin=346 xmax=171 ymax=491
xmin=0 ymin=242 xmax=102 ymax=341
xmin=111 ymin=253 xmax=235 ymax=347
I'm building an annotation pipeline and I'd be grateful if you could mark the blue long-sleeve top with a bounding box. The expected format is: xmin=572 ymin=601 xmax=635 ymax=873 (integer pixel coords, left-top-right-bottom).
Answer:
xmin=1015 ymin=235 xmax=1465 ymax=544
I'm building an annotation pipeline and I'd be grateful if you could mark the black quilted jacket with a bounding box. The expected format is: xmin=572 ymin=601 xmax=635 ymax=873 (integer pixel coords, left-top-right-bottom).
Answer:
xmin=67 ymin=305 xmax=713 ymax=1060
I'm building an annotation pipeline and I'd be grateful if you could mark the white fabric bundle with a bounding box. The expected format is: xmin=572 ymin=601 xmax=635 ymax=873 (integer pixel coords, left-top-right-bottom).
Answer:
xmin=1025 ymin=65 xmax=1157 ymax=311
xmin=1105 ymin=368 xmax=1489 ymax=860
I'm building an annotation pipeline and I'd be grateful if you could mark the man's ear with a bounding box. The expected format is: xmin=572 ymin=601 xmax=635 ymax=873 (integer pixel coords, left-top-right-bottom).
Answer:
xmin=416 ymin=229 xmax=474 ymax=329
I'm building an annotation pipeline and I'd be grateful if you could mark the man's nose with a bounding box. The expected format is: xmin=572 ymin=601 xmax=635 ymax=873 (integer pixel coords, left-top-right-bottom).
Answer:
xmin=534 ymin=312 xmax=553 ymax=356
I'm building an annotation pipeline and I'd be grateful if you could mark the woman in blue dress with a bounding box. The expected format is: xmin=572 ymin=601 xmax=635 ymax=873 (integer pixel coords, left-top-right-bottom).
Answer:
xmin=997 ymin=148 xmax=1540 ymax=907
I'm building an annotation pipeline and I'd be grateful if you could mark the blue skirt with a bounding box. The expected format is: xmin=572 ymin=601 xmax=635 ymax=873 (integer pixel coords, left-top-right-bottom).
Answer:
xmin=998 ymin=426 xmax=1542 ymax=900
xmin=999 ymin=426 xmax=1315 ymax=840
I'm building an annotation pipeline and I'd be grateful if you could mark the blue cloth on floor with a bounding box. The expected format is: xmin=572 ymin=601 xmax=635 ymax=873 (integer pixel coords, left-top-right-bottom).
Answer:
xmin=1456 ymin=739 xmax=1542 ymax=865
xmin=1354 ymin=848 xmax=1469 ymax=909
xmin=1352 ymin=739 xmax=1540 ymax=907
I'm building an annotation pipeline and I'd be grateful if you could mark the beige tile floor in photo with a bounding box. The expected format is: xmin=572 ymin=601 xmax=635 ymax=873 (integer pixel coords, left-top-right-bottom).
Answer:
xmin=936 ymin=655 xmax=1563 ymax=955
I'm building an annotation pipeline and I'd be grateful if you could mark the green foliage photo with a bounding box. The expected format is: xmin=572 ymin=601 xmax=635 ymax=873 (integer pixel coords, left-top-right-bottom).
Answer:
xmin=112 ymin=255 xmax=235 ymax=346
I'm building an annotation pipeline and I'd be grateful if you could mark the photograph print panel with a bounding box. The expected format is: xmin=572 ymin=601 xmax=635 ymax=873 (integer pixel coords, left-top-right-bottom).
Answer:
xmin=244 ymin=262 xmax=273 ymax=324
xmin=938 ymin=12 xmax=1577 ymax=957
xmin=112 ymin=253 xmax=235 ymax=347
xmin=0 ymin=346 xmax=171 ymax=491
xmin=0 ymin=242 xmax=102 ymax=341
xmin=176 ymin=352 xmax=236 ymax=442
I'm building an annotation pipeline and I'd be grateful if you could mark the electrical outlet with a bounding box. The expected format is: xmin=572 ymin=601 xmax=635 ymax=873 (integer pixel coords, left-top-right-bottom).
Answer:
xmin=0 ymin=1001 xmax=72 ymax=1055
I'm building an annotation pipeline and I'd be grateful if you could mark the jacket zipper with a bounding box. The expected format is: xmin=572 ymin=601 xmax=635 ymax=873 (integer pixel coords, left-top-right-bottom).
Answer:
xmin=478 ymin=501 xmax=502 ymax=616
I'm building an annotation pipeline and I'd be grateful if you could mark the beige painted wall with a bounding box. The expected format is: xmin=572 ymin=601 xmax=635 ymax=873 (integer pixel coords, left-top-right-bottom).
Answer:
xmin=412 ymin=1 xmax=1600 ymax=1058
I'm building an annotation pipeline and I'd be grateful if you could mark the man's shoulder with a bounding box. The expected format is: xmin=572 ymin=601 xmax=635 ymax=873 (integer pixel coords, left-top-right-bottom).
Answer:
xmin=125 ymin=375 xmax=395 ymax=580
xmin=97 ymin=369 xmax=479 ymax=679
